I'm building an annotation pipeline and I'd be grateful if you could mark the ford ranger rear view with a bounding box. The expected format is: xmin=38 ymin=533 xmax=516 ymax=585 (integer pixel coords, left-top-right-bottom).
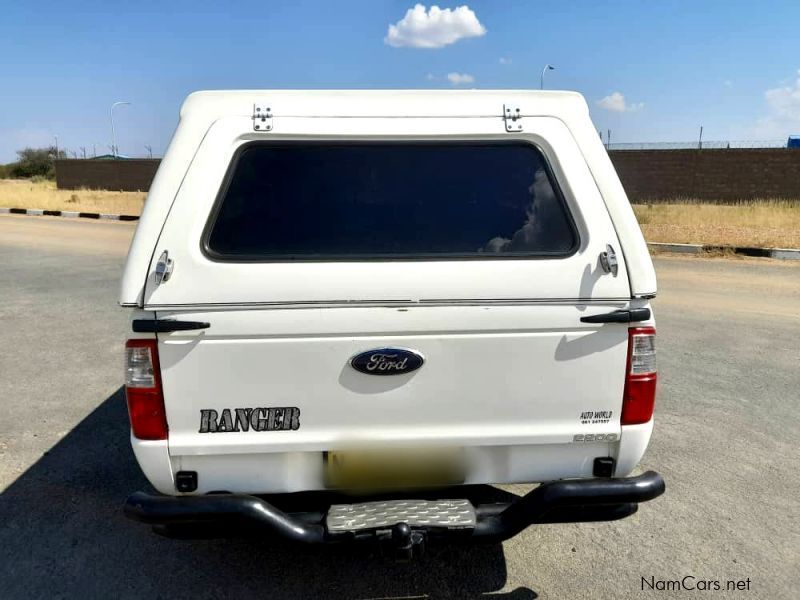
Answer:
xmin=120 ymin=90 xmax=664 ymax=556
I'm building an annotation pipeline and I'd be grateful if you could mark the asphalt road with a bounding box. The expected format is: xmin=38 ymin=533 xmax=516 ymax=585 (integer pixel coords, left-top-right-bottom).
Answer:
xmin=1 ymin=214 xmax=798 ymax=599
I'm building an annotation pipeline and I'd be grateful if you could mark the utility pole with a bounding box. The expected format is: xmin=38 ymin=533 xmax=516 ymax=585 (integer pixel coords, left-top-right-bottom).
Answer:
xmin=80 ymin=147 xmax=87 ymax=159
xmin=607 ymin=129 xmax=612 ymax=149
xmin=145 ymin=145 xmax=153 ymax=159
xmin=54 ymin=135 xmax=59 ymax=159
xmin=92 ymin=144 xmax=96 ymax=158
xmin=698 ymin=125 xmax=704 ymax=150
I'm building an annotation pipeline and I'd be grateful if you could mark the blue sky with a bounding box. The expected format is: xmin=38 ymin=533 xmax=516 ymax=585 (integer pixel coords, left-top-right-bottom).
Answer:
xmin=2 ymin=1 xmax=799 ymax=161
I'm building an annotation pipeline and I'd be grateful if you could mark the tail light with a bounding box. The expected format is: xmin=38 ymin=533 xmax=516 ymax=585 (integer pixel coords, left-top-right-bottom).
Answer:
xmin=621 ymin=326 xmax=657 ymax=425
xmin=125 ymin=339 xmax=168 ymax=440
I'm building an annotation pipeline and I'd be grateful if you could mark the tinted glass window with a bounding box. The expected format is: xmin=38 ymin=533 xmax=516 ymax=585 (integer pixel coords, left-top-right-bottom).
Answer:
xmin=206 ymin=143 xmax=577 ymax=260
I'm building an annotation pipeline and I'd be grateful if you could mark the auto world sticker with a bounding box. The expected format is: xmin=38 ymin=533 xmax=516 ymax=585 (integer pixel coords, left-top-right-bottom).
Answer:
xmin=579 ymin=410 xmax=613 ymax=425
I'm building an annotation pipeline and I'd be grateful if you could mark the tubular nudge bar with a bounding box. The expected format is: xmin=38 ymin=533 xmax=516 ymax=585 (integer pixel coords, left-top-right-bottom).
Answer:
xmin=124 ymin=471 xmax=664 ymax=551
xmin=472 ymin=470 xmax=664 ymax=543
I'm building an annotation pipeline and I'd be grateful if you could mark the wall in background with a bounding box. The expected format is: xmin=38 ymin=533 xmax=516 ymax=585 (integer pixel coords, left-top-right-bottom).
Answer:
xmin=55 ymin=159 xmax=160 ymax=192
xmin=609 ymin=148 xmax=800 ymax=201
xmin=56 ymin=150 xmax=800 ymax=201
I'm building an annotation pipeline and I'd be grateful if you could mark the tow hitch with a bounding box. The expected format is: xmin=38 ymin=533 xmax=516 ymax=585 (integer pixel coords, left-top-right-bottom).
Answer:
xmin=391 ymin=523 xmax=426 ymax=560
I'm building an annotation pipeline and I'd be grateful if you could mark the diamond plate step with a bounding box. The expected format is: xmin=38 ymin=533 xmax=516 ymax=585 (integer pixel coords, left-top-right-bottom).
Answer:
xmin=326 ymin=499 xmax=476 ymax=533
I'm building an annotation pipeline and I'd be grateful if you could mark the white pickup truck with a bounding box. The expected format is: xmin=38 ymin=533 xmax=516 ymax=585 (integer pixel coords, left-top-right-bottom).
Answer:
xmin=121 ymin=90 xmax=664 ymax=556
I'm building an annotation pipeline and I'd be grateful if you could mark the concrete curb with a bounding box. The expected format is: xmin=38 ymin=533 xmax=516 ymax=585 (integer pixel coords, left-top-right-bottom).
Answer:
xmin=647 ymin=242 xmax=703 ymax=255
xmin=0 ymin=207 xmax=139 ymax=221
xmin=648 ymin=242 xmax=800 ymax=260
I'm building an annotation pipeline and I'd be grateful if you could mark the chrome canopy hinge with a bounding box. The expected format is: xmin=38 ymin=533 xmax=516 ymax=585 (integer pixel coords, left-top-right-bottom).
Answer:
xmin=154 ymin=250 xmax=173 ymax=285
xmin=503 ymin=104 xmax=523 ymax=132
xmin=599 ymin=244 xmax=619 ymax=276
xmin=252 ymin=103 xmax=273 ymax=132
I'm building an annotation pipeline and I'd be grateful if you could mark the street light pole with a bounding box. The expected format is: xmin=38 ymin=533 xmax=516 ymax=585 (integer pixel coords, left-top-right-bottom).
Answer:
xmin=110 ymin=101 xmax=131 ymax=158
xmin=540 ymin=64 xmax=555 ymax=90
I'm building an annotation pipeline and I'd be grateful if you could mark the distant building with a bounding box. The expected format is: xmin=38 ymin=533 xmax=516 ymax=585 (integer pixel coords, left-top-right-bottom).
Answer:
xmin=92 ymin=154 xmax=133 ymax=160
xmin=788 ymin=136 xmax=800 ymax=149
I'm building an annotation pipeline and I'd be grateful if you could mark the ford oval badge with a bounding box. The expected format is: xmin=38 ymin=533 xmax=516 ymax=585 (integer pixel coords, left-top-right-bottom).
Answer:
xmin=350 ymin=348 xmax=424 ymax=376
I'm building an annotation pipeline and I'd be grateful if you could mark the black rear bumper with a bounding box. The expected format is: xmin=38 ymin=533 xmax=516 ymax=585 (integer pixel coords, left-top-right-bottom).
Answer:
xmin=124 ymin=471 xmax=664 ymax=550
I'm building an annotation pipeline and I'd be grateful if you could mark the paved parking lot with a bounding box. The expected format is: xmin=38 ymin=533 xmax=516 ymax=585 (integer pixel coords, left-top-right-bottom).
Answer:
xmin=0 ymin=214 xmax=797 ymax=599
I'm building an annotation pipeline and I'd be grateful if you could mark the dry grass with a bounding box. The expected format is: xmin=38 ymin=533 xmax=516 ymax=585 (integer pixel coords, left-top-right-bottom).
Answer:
xmin=0 ymin=179 xmax=145 ymax=215
xmin=2 ymin=180 xmax=799 ymax=249
xmin=633 ymin=199 xmax=800 ymax=249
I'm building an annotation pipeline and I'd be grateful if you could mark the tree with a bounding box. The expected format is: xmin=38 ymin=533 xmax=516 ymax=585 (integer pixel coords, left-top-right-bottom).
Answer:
xmin=9 ymin=146 xmax=66 ymax=179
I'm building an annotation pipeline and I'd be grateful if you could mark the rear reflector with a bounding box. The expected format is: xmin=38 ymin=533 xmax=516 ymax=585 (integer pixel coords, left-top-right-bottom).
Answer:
xmin=124 ymin=339 xmax=168 ymax=440
xmin=621 ymin=326 xmax=657 ymax=426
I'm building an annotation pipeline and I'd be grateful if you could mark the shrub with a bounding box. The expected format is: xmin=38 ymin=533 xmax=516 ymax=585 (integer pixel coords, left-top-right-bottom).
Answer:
xmin=9 ymin=147 xmax=66 ymax=179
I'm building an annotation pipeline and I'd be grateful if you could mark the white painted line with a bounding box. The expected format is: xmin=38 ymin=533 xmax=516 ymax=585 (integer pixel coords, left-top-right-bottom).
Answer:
xmin=99 ymin=214 xmax=120 ymax=220
xmin=0 ymin=207 xmax=9 ymax=214
xmin=61 ymin=211 xmax=80 ymax=218
xmin=26 ymin=209 xmax=44 ymax=216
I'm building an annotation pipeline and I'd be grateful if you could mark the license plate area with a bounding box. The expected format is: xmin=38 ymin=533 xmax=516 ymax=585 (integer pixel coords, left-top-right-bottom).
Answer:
xmin=326 ymin=448 xmax=465 ymax=491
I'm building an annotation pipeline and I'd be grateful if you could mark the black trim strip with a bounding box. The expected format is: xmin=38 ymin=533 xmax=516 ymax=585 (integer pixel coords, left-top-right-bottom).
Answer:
xmin=580 ymin=308 xmax=651 ymax=324
xmin=132 ymin=319 xmax=211 ymax=333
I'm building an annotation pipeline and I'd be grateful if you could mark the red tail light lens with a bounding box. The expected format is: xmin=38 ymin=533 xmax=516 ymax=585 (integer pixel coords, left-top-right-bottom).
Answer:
xmin=124 ymin=339 xmax=168 ymax=440
xmin=621 ymin=326 xmax=657 ymax=425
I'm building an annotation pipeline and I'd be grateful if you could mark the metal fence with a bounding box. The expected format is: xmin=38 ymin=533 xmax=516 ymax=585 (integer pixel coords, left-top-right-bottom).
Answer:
xmin=607 ymin=140 xmax=788 ymax=151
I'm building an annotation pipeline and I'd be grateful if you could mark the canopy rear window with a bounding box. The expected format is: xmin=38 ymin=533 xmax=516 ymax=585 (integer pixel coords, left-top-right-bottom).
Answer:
xmin=204 ymin=142 xmax=578 ymax=260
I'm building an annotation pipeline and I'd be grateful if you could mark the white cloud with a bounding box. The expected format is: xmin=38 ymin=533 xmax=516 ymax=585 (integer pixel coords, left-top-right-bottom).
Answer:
xmin=766 ymin=72 xmax=800 ymax=119
xmin=447 ymin=72 xmax=475 ymax=85
xmin=385 ymin=4 xmax=486 ymax=49
xmin=597 ymin=92 xmax=644 ymax=113
xmin=499 ymin=57 xmax=512 ymax=65
xmin=425 ymin=73 xmax=436 ymax=81
xmin=753 ymin=70 xmax=800 ymax=137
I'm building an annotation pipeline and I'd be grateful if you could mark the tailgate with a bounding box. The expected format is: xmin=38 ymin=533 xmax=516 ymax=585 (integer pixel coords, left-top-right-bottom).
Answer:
xmin=158 ymin=304 xmax=629 ymax=456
